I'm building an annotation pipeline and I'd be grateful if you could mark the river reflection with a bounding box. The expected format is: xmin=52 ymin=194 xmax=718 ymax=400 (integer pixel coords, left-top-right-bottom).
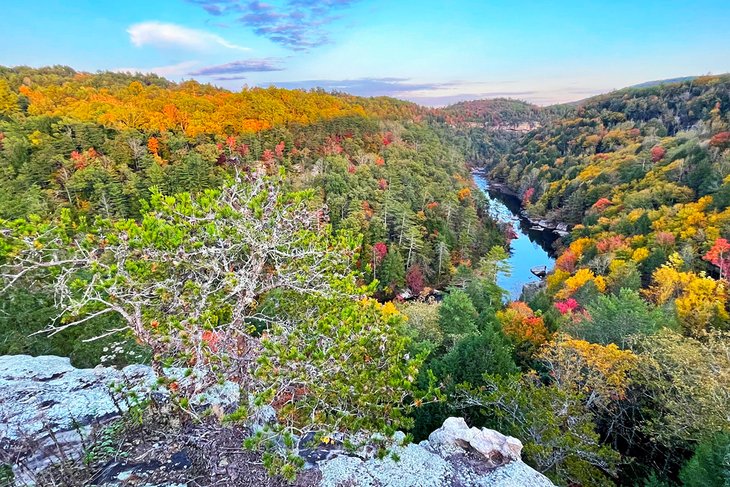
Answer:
xmin=473 ymin=172 xmax=557 ymax=299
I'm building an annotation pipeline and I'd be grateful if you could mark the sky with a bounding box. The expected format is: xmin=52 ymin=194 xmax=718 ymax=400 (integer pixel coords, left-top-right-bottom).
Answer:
xmin=1 ymin=0 xmax=729 ymax=106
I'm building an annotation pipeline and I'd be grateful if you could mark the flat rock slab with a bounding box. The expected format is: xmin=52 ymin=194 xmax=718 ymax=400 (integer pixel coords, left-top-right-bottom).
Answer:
xmin=0 ymin=355 xmax=156 ymax=483
xmin=0 ymin=355 xmax=239 ymax=484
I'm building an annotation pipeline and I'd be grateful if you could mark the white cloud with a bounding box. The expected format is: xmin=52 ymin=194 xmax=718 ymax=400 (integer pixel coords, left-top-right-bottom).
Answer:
xmin=113 ymin=60 xmax=200 ymax=77
xmin=127 ymin=21 xmax=249 ymax=52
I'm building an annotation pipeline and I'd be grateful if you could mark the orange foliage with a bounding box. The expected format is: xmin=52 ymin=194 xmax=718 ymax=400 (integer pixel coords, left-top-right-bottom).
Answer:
xmin=497 ymin=301 xmax=549 ymax=347
xmin=457 ymin=187 xmax=472 ymax=201
xmin=147 ymin=136 xmax=159 ymax=155
xmin=18 ymin=79 xmax=410 ymax=136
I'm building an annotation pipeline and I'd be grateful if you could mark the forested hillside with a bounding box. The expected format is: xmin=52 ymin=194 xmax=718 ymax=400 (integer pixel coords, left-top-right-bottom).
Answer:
xmin=430 ymin=98 xmax=571 ymax=172
xmin=0 ymin=66 xmax=503 ymax=364
xmin=2 ymin=67 xmax=729 ymax=487
xmin=440 ymin=75 xmax=730 ymax=486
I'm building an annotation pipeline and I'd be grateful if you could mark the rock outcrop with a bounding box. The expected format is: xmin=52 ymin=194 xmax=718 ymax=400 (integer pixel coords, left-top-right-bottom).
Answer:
xmin=0 ymin=355 xmax=239 ymax=484
xmin=0 ymin=355 xmax=554 ymax=486
xmin=318 ymin=417 xmax=553 ymax=487
xmin=0 ymin=355 xmax=155 ymax=483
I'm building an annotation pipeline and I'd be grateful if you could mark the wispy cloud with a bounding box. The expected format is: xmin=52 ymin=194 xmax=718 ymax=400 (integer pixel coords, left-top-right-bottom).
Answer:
xmin=188 ymin=0 xmax=241 ymax=16
xmin=190 ymin=58 xmax=284 ymax=76
xmin=114 ymin=60 xmax=200 ymax=77
xmin=188 ymin=0 xmax=359 ymax=50
xmin=127 ymin=21 xmax=249 ymax=51
xmin=212 ymin=75 xmax=249 ymax=81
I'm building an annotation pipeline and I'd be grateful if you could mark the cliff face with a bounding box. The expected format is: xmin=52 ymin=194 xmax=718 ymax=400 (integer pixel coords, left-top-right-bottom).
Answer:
xmin=0 ymin=355 xmax=554 ymax=487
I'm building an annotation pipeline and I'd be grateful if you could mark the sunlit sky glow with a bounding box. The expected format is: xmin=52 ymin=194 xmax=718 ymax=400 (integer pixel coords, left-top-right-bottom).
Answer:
xmin=2 ymin=0 xmax=729 ymax=106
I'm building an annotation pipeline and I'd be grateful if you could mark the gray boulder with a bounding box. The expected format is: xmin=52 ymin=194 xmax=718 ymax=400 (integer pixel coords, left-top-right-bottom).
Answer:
xmin=427 ymin=417 xmax=522 ymax=468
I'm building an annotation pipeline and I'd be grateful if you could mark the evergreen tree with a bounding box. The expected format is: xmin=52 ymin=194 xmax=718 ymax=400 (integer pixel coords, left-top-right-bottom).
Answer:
xmin=378 ymin=248 xmax=405 ymax=295
xmin=679 ymin=432 xmax=730 ymax=487
xmin=438 ymin=289 xmax=478 ymax=343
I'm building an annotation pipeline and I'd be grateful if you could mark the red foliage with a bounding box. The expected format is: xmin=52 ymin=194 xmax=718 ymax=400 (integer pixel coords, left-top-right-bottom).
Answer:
xmin=70 ymin=148 xmax=99 ymax=170
xmin=262 ymin=149 xmax=274 ymax=162
xmin=596 ymin=235 xmax=626 ymax=253
xmin=703 ymin=238 xmax=730 ymax=280
xmin=202 ymin=330 xmax=220 ymax=352
xmin=323 ymin=136 xmax=343 ymax=155
xmin=650 ymin=145 xmax=666 ymax=163
xmin=373 ymin=242 xmax=388 ymax=264
xmin=555 ymin=249 xmax=578 ymax=273
xmin=406 ymin=265 xmax=426 ymax=295
xmin=523 ymin=187 xmax=535 ymax=205
xmin=226 ymin=135 xmax=237 ymax=150
xmin=592 ymin=198 xmax=613 ymax=211
xmin=147 ymin=137 xmax=159 ymax=155
xmin=70 ymin=150 xmax=85 ymax=169
xmin=426 ymin=201 xmax=439 ymax=210
xmin=375 ymin=156 xmax=385 ymax=166
xmin=275 ymin=141 xmax=285 ymax=158
xmin=382 ymin=132 xmax=394 ymax=146
xmin=348 ymin=164 xmax=356 ymax=174
xmin=554 ymin=298 xmax=579 ymax=315
xmin=378 ymin=178 xmax=389 ymax=190
xmin=710 ymin=131 xmax=730 ymax=149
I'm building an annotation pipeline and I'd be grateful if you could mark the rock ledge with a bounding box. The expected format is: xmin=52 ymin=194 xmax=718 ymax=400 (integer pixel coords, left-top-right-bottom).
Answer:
xmin=0 ymin=355 xmax=554 ymax=486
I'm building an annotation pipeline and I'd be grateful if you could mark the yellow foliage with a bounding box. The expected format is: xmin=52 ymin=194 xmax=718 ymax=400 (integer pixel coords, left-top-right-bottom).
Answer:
xmin=17 ymin=81 xmax=406 ymax=136
xmin=28 ymin=130 xmax=43 ymax=146
xmin=577 ymin=165 xmax=602 ymax=181
xmin=0 ymin=79 xmax=18 ymax=115
xmin=557 ymin=268 xmax=601 ymax=299
xmin=457 ymin=187 xmax=472 ymax=201
xmin=608 ymin=259 xmax=626 ymax=274
xmin=568 ymin=238 xmax=592 ymax=257
xmin=646 ymin=257 xmax=728 ymax=335
xmin=539 ymin=336 xmax=638 ymax=404
xmin=546 ymin=269 xmax=570 ymax=294
xmin=380 ymin=301 xmax=401 ymax=319
xmin=627 ymin=209 xmax=645 ymax=222
xmin=632 ymin=247 xmax=650 ymax=263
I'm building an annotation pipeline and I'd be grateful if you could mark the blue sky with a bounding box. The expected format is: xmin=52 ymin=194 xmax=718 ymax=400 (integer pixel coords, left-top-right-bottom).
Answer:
xmin=2 ymin=0 xmax=729 ymax=105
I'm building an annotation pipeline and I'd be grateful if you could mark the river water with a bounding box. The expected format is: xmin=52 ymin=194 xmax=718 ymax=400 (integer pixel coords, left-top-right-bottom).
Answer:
xmin=473 ymin=172 xmax=557 ymax=299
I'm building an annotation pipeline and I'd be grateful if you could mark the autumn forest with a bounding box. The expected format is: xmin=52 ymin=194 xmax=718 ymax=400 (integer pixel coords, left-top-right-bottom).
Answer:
xmin=1 ymin=65 xmax=729 ymax=487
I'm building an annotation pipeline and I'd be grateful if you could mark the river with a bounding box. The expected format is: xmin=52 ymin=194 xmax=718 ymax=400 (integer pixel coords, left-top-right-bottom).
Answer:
xmin=473 ymin=172 xmax=557 ymax=299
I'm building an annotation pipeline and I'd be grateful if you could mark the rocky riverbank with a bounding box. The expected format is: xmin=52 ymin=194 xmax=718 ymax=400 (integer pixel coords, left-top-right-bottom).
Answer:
xmin=473 ymin=173 xmax=571 ymax=237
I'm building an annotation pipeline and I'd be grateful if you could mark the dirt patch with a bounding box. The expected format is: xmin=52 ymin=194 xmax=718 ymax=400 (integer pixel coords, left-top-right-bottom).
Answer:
xmin=33 ymin=403 xmax=320 ymax=487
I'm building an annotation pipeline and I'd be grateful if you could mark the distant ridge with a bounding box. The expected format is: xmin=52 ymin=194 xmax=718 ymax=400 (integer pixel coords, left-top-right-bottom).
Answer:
xmin=630 ymin=76 xmax=697 ymax=88
xmin=566 ymin=74 xmax=730 ymax=106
